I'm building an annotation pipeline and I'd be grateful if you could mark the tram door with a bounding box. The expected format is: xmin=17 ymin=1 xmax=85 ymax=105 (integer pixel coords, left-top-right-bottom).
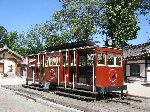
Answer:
xmin=86 ymin=53 xmax=94 ymax=85
xmin=78 ymin=50 xmax=95 ymax=85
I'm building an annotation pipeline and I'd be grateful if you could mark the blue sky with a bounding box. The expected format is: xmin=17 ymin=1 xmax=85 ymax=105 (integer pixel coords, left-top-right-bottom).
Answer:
xmin=0 ymin=0 xmax=61 ymax=32
xmin=0 ymin=0 xmax=150 ymax=45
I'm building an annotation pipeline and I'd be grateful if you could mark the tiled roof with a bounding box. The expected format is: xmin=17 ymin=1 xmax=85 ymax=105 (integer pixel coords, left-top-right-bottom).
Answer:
xmin=124 ymin=42 xmax=150 ymax=58
xmin=0 ymin=45 xmax=24 ymax=60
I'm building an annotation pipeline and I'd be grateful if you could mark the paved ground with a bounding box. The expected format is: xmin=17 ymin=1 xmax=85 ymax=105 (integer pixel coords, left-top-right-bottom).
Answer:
xmin=0 ymin=76 xmax=26 ymax=85
xmin=0 ymin=86 xmax=81 ymax=112
xmin=0 ymin=77 xmax=81 ymax=112
xmin=0 ymin=76 xmax=150 ymax=112
xmin=125 ymin=81 xmax=150 ymax=98
xmin=0 ymin=76 xmax=150 ymax=98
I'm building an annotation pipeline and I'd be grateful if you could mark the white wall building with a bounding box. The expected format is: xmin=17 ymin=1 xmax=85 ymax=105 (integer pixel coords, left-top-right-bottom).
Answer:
xmin=124 ymin=42 xmax=150 ymax=83
xmin=0 ymin=45 xmax=24 ymax=77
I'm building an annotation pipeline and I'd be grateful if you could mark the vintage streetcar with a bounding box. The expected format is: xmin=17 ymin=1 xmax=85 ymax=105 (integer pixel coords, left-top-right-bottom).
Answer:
xmin=25 ymin=41 xmax=127 ymax=99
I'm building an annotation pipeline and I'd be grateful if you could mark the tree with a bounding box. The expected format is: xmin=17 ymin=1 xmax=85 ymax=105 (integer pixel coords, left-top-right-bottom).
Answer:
xmin=102 ymin=0 xmax=140 ymax=48
xmin=102 ymin=0 xmax=150 ymax=48
xmin=54 ymin=0 xmax=103 ymax=42
xmin=0 ymin=26 xmax=8 ymax=47
xmin=57 ymin=0 xmax=150 ymax=48
xmin=6 ymin=31 xmax=18 ymax=50
xmin=24 ymin=20 xmax=70 ymax=53
xmin=24 ymin=24 xmax=44 ymax=54
xmin=15 ymin=33 xmax=29 ymax=57
xmin=39 ymin=20 xmax=69 ymax=48
xmin=0 ymin=26 xmax=28 ymax=57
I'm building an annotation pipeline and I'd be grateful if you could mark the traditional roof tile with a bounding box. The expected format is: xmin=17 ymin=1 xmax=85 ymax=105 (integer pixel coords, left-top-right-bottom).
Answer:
xmin=0 ymin=45 xmax=24 ymax=60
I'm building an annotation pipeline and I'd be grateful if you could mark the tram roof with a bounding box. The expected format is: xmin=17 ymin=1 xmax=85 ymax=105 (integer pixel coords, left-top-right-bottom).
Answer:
xmin=45 ymin=41 xmax=95 ymax=52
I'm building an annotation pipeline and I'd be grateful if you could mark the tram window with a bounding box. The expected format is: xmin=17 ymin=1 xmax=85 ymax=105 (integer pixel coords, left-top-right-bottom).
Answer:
xmin=98 ymin=52 xmax=106 ymax=65
xmin=107 ymin=53 xmax=115 ymax=65
xmin=116 ymin=54 xmax=122 ymax=66
xmin=70 ymin=55 xmax=74 ymax=66
xmin=79 ymin=56 xmax=86 ymax=66
xmin=87 ymin=54 xmax=94 ymax=66
xmin=49 ymin=57 xmax=53 ymax=66
xmin=71 ymin=55 xmax=73 ymax=65
xmin=53 ymin=57 xmax=57 ymax=65
xmin=45 ymin=57 xmax=49 ymax=67
xmin=57 ymin=57 xmax=61 ymax=65
xmin=63 ymin=55 xmax=68 ymax=65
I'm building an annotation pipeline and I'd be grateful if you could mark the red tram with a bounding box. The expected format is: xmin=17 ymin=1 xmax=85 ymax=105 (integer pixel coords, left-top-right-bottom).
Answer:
xmin=26 ymin=41 xmax=127 ymax=93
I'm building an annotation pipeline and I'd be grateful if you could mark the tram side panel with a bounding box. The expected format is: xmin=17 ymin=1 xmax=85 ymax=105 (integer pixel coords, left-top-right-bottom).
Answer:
xmin=96 ymin=66 xmax=123 ymax=86
xmin=49 ymin=66 xmax=58 ymax=83
xmin=62 ymin=51 xmax=70 ymax=84
xmin=59 ymin=53 xmax=64 ymax=83
xmin=95 ymin=50 xmax=126 ymax=92
xmin=39 ymin=54 xmax=44 ymax=82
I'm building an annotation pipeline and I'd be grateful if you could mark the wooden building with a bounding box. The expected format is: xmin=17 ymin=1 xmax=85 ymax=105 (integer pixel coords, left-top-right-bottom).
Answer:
xmin=124 ymin=42 xmax=150 ymax=83
xmin=0 ymin=45 xmax=24 ymax=77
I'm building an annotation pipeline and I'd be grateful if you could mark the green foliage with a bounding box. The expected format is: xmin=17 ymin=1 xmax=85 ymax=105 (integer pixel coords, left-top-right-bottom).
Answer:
xmin=39 ymin=21 xmax=69 ymax=48
xmin=7 ymin=32 xmax=18 ymax=50
xmin=102 ymin=0 xmax=150 ymax=48
xmin=102 ymin=0 xmax=140 ymax=48
xmin=15 ymin=33 xmax=29 ymax=57
xmin=57 ymin=0 xmax=150 ymax=48
xmin=24 ymin=21 xmax=70 ymax=54
xmin=53 ymin=0 xmax=103 ymax=42
xmin=0 ymin=26 xmax=28 ymax=57
xmin=24 ymin=24 xmax=44 ymax=54
xmin=0 ymin=26 xmax=8 ymax=47
xmin=1 ymin=0 xmax=150 ymax=57
xmin=138 ymin=0 xmax=150 ymax=15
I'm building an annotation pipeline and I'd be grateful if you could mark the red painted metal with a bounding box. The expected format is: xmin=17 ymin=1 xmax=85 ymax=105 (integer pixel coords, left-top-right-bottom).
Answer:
xmin=39 ymin=54 xmax=42 ymax=81
xmin=27 ymin=56 xmax=29 ymax=80
xmin=26 ymin=46 xmax=125 ymax=92
xmin=75 ymin=50 xmax=78 ymax=84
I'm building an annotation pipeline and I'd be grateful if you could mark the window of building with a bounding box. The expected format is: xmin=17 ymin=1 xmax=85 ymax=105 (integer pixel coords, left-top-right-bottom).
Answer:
xmin=130 ymin=64 xmax=140 ymax=77
xmin=97 ymin=52 xmax=106 ymax=65
xmin=8 ymin=65 xmax=13 ymax=72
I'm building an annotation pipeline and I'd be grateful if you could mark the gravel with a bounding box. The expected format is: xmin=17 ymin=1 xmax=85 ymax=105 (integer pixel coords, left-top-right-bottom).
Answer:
xmin=2 ymin=85 xmax=150 ymax=112
xmin=0 ymin=86 xmax=80 ymax=112
xmin=1 ymin=77 xmax=150 ymax=112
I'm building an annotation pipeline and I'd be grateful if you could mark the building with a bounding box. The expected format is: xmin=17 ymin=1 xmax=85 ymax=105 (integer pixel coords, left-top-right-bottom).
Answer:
xmin=124 ymin=42 xmax=150 ymax=83
xmin=0 ymin=45 xmax=24 ymax=77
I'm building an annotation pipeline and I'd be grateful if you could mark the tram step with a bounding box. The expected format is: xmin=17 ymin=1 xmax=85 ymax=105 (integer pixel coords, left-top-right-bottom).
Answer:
xmin=22 ymin=84 xmax=30 ymax=88
xmin=55 ymin=91 xmax=96 ymax=100
xmin=22 ymin=84 xmax=44 ymax=91
xmin=29 ymin=86 xmax=44 ymax=90
xmin=57 ymin=86 xmax=98 ymax=94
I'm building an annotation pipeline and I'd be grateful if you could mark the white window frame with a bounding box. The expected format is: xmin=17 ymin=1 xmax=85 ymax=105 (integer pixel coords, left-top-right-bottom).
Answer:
xmin=107 ymin=53 xmax=122 ymax=67
xmin=97 ymin=52 xmax=106 ymax=66
xmin=115 ymin=55 xmax=122 ymax=67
